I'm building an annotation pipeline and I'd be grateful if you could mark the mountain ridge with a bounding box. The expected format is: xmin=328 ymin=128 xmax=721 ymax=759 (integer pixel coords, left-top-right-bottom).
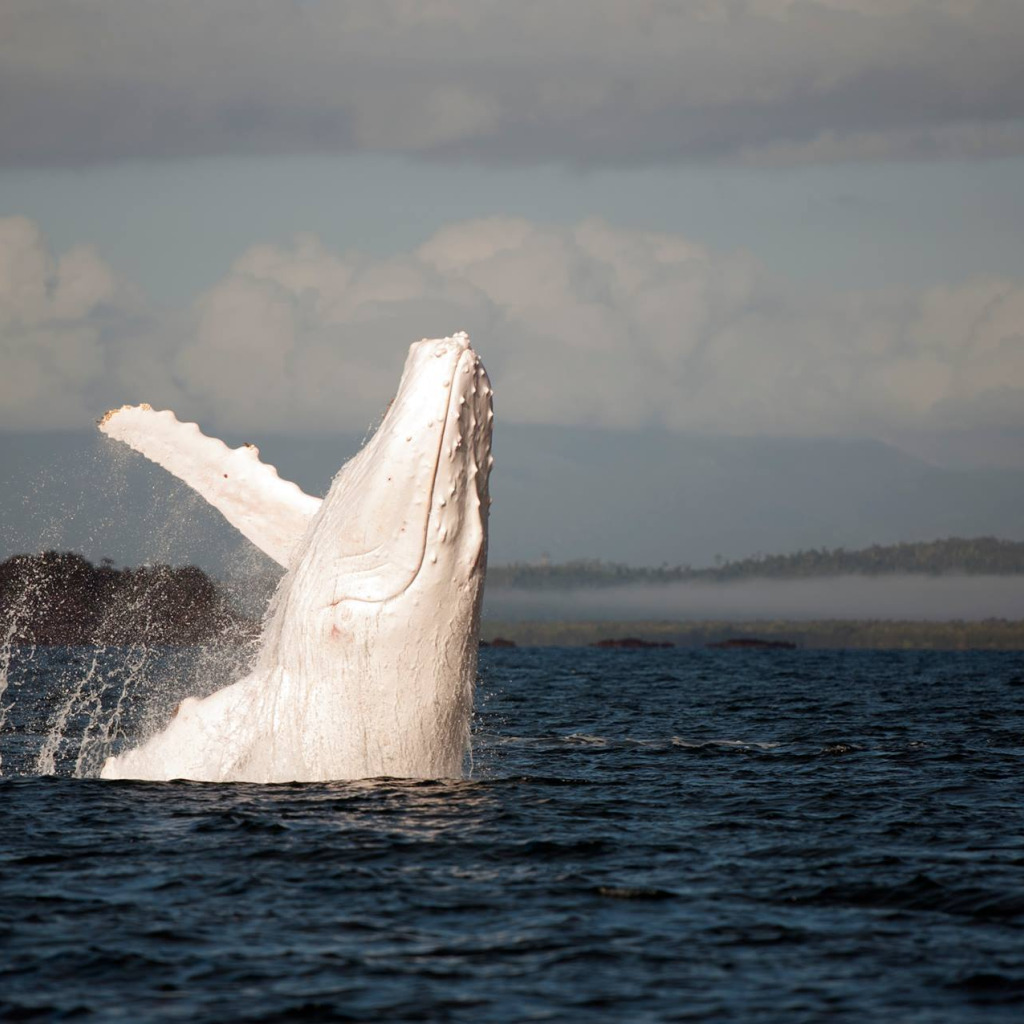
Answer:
xmin=3 ymin=426 xmax=1024 ymax=571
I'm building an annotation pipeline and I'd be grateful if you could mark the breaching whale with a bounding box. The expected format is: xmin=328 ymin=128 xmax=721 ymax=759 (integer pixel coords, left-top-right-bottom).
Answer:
xmin=99 ymin=333 xmax=493 ymax=783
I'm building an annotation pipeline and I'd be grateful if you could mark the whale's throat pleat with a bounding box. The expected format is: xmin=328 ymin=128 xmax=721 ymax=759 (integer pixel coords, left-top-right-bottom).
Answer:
xmin=294 ymin=345 xmax=468 ymax=605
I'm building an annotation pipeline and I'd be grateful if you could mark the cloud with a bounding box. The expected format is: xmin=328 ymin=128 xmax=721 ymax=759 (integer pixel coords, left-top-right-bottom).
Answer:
xmin=0 ymin=217 xmax=122 ymax=429
xmin=0 ymin=217 xmax=193 ymax=430
xmin=3 ymin=214 xmax=1024 ymax=447
xmin=2 ymin=1 xmax=1024 ymax=168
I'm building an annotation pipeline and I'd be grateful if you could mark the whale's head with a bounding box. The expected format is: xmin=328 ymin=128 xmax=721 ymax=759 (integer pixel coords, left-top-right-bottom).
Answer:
xmin=282 ymin=332 xmax=493 ymax=633
xmin=236 ymin=332 xmax=493 ymax=779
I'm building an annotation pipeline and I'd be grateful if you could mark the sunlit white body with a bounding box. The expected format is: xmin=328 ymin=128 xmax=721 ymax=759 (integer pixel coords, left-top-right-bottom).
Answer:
xmin=99 ymin=333 xmax=492 ymax=782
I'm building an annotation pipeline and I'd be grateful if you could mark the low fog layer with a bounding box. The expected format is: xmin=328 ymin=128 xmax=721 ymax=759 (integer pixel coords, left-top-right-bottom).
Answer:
xmin=483 ymin=576 xmax=1024 ymax=623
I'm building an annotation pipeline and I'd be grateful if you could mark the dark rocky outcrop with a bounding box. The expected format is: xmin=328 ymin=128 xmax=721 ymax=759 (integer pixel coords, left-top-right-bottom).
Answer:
xmin=0 ymin=551 xmax=257 ymax=645
xmin=706 ymin=637 xmax=797 ymax=650
xmin=591 ymin=637 xmax=675 ymax=649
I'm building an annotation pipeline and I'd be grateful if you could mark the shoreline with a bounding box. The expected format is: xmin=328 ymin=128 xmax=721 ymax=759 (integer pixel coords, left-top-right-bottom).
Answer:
xmin=479 ymin=618 xmax=1024 ymax=650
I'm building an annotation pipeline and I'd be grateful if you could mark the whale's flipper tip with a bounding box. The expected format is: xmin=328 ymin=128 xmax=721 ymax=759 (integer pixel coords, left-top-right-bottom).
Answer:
xmin=93 ymin=402 xmax=321 ymax=568
xmin=98 ymin=402 xmax=153 ymax=431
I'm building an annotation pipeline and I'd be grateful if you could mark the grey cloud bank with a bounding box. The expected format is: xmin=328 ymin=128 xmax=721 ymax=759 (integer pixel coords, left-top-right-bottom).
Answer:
xmin=2 ymin=0 xmax=1024 ymax=168
xmin=2 ymin=215 xmax=1023 ymax=451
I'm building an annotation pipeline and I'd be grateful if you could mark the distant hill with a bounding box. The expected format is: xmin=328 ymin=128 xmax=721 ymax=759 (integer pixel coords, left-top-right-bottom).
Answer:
xmin=4 ymin=427 xmax=1024 ymax=572
xmin=487 ymin=425 xmax=1024 ymax=567
xmin=489 ymin=537 xmax=1024 ymax=589
xmin=0 ymin=551 xmax=255 ymax=645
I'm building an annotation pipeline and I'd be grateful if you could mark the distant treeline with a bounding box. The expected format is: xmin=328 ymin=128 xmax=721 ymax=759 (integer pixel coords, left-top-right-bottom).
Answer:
xmin=489 ymin=537 xmax=1024 ymax=589
xmin=0 ymin=551 xmax=256 ymax=645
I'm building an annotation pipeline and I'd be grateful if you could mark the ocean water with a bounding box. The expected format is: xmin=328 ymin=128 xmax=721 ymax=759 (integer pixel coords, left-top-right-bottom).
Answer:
xmin=2 ymin=646 xmax=1023 ymax=1021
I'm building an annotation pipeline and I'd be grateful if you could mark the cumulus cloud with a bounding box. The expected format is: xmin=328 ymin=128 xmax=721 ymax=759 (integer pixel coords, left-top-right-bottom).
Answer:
xmin=0 ymin=217 xmax=123 ymax=429
xmin=2 ymin=0 xmax=1023 ymax=167
xmin=0 ymin=217 xmax=195 ymax=430
xmin=5 ymin=213 xmax=1024 ymax=446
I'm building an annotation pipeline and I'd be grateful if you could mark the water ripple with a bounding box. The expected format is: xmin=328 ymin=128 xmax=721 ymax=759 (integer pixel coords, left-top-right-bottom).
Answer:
xmin=2 ymin=648 xmax=1024 ymax=1020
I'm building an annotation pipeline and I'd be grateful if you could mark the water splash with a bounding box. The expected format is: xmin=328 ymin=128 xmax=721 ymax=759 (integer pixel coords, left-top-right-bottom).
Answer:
xmin=33 ymin=651 xmax=103 ymax=775
xmin=0 ymin=443 xmax=265 ymax=778
xmin=0 ymin=556 xmax=50 ymax=774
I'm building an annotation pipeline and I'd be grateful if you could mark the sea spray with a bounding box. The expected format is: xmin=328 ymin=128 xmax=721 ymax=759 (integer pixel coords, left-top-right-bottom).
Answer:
xmin=0 ymin=447 xmax=265 ymax=777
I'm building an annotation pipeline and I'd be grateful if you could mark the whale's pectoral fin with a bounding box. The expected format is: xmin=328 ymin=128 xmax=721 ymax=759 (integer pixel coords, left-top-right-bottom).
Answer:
xmin=99 ymin=405 xmax=322 ymax=568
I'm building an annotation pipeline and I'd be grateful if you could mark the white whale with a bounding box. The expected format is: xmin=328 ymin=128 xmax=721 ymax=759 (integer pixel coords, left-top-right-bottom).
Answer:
xmin=99 ymin=333 xmax=493 ymax=782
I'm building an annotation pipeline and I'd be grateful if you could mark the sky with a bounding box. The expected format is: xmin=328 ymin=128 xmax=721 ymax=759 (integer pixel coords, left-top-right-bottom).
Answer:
xmin=3 ymin=0 xmax=1024 ymax=570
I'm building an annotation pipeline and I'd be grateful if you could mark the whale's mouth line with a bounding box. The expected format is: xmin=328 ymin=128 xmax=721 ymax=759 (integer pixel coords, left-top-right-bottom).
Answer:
xmin=327 ymin=345 xmax=475 ymax=608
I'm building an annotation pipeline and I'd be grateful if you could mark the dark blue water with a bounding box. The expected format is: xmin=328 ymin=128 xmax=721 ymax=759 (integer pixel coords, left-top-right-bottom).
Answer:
xmin=2 ymin=647 xmax=1024 ymax=1021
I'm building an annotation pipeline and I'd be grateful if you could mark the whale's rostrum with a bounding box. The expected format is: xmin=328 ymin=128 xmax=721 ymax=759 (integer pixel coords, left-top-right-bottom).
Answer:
xmin=99 ymin=333 xmax=493 ymax=782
